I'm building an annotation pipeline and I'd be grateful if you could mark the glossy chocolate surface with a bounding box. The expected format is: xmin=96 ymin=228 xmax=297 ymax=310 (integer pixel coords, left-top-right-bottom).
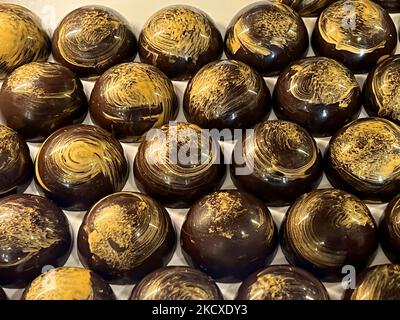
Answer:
xmin=225 ymin=2 xmax=308 ymax=76
xmin=0 ymin=194 xmax=72 ymax=288
xmin=0 ymin=62 xmax=88 ymax=142
xmin=21 ymin=267 xmax=116 ymax=300
xmin=183 ymin=60 xmax=271 ymax=130
xmin=231 ymin=120 xmax=323 ymax=206
xmin=379 ymin=195 xmax=400 ymax=263
xmin=0 ymin=125 xmax=33 ymax=197
xmin=134 ymin=122 xmax=226 ymax=208
xmin=344 ymin=264 xmax=400 ymax=300
xmin=130 ymin=266 xmax=223 ymax=300
xmin=273 ymin=57 xmax=362 ymax=137
xmin=373 ymin=0 xmax=400 ymax=12
xmin=0 ymin=287 xmax=7 ymax=300
xmin=279 ymin=0 xmax=336 ymax=16
xmin=138 ymin=5 xmax=223 ymax=80
xmin=280 ymin=189 xmax=378 ymax=282
xmin=52 ymin=6 xmax=137 ymax=79
xmin=78 ymin=192 xmax=176 ymax=284
xmin=0 ymin=4 xmax=50 ymax=79
xmin=363 ymin=55 xmax=400 ymax=125
xmin=90 ymin=62 xmax=178 ymax=142
xmin=235 ymin=265 xmax=329 ymax=300
xmin=325 ymin=118 xmax=400 ymax=203
xmin=181 ymin=190 xmax=278 ymax=283
xmin=312 ymin=0 xmax=397 ymax=74
xmin=35 ymin=124 xmax=128 ymax=211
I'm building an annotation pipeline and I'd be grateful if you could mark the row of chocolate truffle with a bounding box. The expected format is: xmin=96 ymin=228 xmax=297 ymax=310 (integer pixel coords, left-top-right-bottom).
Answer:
xmin=1 ymin=0 xmax=400 ymax=83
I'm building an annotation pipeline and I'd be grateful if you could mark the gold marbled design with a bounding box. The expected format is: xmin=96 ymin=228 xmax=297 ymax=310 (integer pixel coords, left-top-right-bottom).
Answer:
xmin=387 ymin=197 xmax=400 ymax=239
xmin=0 ymin=126 xmax=19 ymax=173
xmin=330 ymin=119 xmax=400 ymax=188
xmin=35 ymin=125 xmax=126 ymax=191
xmin=132 ymin=267 xmax=221 ymax=300
xmin=275 ymin=0 xmax=334 ymax=16
xmin=141 ymin=6 xmax=212 ymax=62
xmin=24 ymin=267 xmax=93 ymax=300
xmin=288 ymin=57 xmax=358 ymax=107
xmin=318 ymin=0 xmax=390 ymax=54
xmin=187 ymin=60 xmax=263 ymax=119
xmin=350 ymin=264 xmax=400 ymax=300
xmin=226 ymin=2 xmax=300 ymax=57
xmin=242 ymin=121 xmax=318 ymax=180
xmin=99 ymin=63 xmax=176 ymax=127
xmin=285 ymin=189 xmax=375 ymax=268
xmin=0 ymin=4 xmax=49 ymax=79
xmin=85 ymin=193 xmax=170 ymax=270
xmin=371 ymin=57 xmax=400 ymax=121
xmin=55 ymin=6 xmax=132 ymax=68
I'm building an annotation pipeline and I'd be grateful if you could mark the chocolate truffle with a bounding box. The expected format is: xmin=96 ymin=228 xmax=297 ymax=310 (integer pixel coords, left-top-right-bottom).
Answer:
xmin=0 ymin=125 xmax=33 ymax=197
xmin=134 ymin=122 xmax=226 ymax=208
xmin=312 ymin=0 xmax=397 ymax=74
xmin=373 ymin=0 xmax=400 ymax=12
xmin=325 ymin=118 xmax=400 ymax=203
xmin=21 ymin=267 xmax=116 ymax=300
xmin=52 ymin=6 xmax=137 ymax=79
xmin=0 ymin=62 xmax=88 ymax=142
xmin=90 ymin=62 xmax=178 ymax=142
xmin=183 ymin=60 xmax=271 ymax=130
xmin=0 ymin=194 xmax=72 ymax=288
xmin=138 ymin=5 xmax=223 ymax=80
xmin=35 ymin=124 xmax=128 ymax=211
xmin=0 ymin=4 xmax=50 ymax=79
xmin=278 ymin=0 xmax=336 ymax=16
xmin=235 ymin=265 xmax=329 ymax=300
xmin=224 ymin=2 xmax=308 ymax=76
xmin=78 ymin=192 xmax=176 ymax=284
xmin=181 ymin=190 xmax=278 ymax=283
xmin=273 ymin=57 xmax=362 ymax=137
xmin=363 ymin=54 xmax=400 ymax=125
xmin=344 ymin=264 xmax=400 ymax=300
xmin=130 ymin=266 xmax=223 ymax=300
xmin=0 ymin=287 xmax=7 ymax=300
xmin=231 ymin=120 xmax=323 ymax=206
xmin=379 ymin=195 xmax=400 ymax=263
xmin=280 ymin=189 xmax=378 ymax=282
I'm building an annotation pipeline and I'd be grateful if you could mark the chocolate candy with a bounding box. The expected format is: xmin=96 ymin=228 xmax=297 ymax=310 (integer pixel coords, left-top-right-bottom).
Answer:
xmin=130 ymin=266 xmax=223 ymax=300
xmin=273 ymin=57 xmax=362 ymax=137
xmin=0 ymin=287 xmax=7 ymax=300
xmin=0 ymin=194 xmax=72 ymax=288
xmin=181 ymin=190 xmax=278 ymax=283
xmin=235 ymin=265 xmax=329 ymax=300
xmin=78 ymin=192 xmax=176 ymax=284
xmin=325 ymin=118 xmax=400 ymax=203
xmin=21 ymin=267 xmax=116 ymax=300
xmin=134 ymin=122 xmax=226 ymax=208
xmin=379 ymin=195 xmax=400 ymax=263
xmin=373 ymin=0 xmax=400 ymax=12
xmin=138 ymin=5 xmax=223 ymax=80
xmin=0 ymin=125 xmax=33 ymax=197
xmin=0 ymin=62 xmax=88 ymax=142
xmin=34 ymin=124 xmax=128 ymax=211
xmin=225 ymin=2 xmax=308 ymax=76
xmin=344 ymin=264 xmax=400 ymax=300
xmin=183 ymin=60 xmax=271 ymax=130
xmin=363 ymin=55 xmax=400 ymax=125
xmin=280 ymin=189 xmax=378 ymax=282
xmin=0 ymin=4 xmax=50 ymax=79
xmin=90 ymin=62 xmax=178 ymax=142
xmin=52 ymin=6 xmax=137 ymax=79
xmin=312 ymin=0 xmax=397 ymax=74
xmin=231 ymin=120 xmax=323 ymax=206
xmin=279 ymin=0 xmax=336 ymax=16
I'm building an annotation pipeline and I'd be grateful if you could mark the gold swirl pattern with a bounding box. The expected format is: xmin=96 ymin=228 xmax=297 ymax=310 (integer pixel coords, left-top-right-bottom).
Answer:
xmin=0 ymin=126 xmax=19 ymax=173
xmin=140 ymin=6 xmax=212 ymax=62
xmin=226 ymin=2 xmax=300 ymax=56
xmin=385 ymin=197 xmax=400 ymax=239
xmin=329 ymin=118 xmax=400 ymax=187
xmin=0 ymin=4 xmax=50 ymax=79
xmin=288 ymin=57 xmax=358 ymax=107
xmin=318 ymin=0 xmax=391 ymax=54
xmin=242 ymin=121 xmax=319 ymax=180
xmin=131 ymin=266 xmax=222 ymax=300
xmin=279 ymin=0 xmax=335 ymax=16
xmin=84 ymin=192 xmax=171 ymax=270
xmin=349 ymin=264 xmax=400 ymax=300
